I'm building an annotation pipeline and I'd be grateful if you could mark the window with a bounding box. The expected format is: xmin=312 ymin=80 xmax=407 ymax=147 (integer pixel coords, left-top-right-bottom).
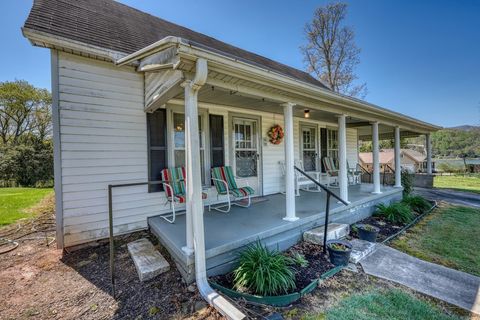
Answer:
xmin=209 ymin=114 xmax=225 ymax=169
xmin=147 ymin=109 xmax=167 ymax=192
xmin=172 ymin=112 xmax=206 ymax=184
xmin=327 ymin=128 xmax=339 ymax=166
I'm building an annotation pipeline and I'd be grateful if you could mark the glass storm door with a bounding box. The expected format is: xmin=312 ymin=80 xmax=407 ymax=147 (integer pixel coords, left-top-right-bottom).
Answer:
xmin=233 ymin=117 xmax=261 ymax=195
xmin=301 ymin=126 xmax=318 ymax=171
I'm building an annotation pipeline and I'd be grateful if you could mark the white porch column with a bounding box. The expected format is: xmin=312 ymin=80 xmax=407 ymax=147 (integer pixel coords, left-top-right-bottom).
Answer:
xmin=282 ymin=102 xmax=298 ymax=221
xmin=181 ymin=81 xmax=196 ymax=255
xmin=372 ymin=121 xmax=382 ymax=194
xmin=394 ymin=126 xmax=402 ymax=188
xmin=426 ymin=133 xmax=432 ymax=174
xmin=337 ymin=114 xmax=349 ymax=202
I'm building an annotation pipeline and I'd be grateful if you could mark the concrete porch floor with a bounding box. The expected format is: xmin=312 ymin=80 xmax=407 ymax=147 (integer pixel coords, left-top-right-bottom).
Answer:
xmin=149 ymin=183 xmax=403 ymax=280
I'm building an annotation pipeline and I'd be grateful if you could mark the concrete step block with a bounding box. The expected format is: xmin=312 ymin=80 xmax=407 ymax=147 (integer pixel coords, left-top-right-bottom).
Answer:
xmin=349 ymin=238 xmax=377 ymax=264
xmin=127 ymin=238 xmax=170 ymax=282
xmin=303 ymin=223 xmax=350 ymax=244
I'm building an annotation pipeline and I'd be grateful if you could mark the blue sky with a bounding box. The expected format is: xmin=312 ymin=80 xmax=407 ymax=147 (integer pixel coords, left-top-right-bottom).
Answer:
xmin=2 ymin=0 xmax=479 ymax=127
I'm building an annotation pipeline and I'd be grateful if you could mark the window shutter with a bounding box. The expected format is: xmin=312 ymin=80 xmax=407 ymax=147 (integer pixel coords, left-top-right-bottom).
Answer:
xmin=147 ymin=109 xmax=167 ymax=192
xmin=320 ymin=128 xmax=327 ymax=173
xmin=209 ymin=114 xmax=225 ymax=169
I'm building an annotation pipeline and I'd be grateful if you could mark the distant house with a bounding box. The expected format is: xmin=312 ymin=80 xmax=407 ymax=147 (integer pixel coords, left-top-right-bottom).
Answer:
xmin=359 ymin=149 xmax=434 ymax=173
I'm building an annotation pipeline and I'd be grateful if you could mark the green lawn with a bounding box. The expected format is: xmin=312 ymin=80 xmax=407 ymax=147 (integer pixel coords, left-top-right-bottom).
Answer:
xmin=392 ymin=204 xmax=480 ymax=277
xmin=0 ymin=188 xmax=53 ymax=226
xmin=433 ymin=175 xmax=480 ymax=194
xmin=303 ymin=289 xmax=460 ymax=320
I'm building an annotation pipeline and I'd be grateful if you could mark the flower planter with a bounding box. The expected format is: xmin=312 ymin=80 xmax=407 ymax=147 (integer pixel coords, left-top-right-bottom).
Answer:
xmin=209 ymin=265 xmax=343 ymax=307
xmin=357 ymin=224 xmax=380 ymax=242
xmin=326 ymin=240 xmax=352 ymax=266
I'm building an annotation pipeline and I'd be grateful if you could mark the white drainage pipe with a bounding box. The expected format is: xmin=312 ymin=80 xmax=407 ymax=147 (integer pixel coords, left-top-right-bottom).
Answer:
xmin=187 ymin=58 xmax=246 ymax=320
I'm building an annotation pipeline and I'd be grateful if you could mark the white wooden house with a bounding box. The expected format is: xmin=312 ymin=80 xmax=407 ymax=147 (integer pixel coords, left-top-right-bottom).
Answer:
xmin=23 ymin=1 xmax=440 ymax=317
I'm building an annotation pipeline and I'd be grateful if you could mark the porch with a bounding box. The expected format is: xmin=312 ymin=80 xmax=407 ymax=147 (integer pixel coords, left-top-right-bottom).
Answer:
xmin=149 ymin=184 xmax=402 ymax=281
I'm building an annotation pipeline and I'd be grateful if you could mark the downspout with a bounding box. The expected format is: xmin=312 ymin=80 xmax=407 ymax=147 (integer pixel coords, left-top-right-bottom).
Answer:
xmin=186 ymin=58 xmax=246 ymax=320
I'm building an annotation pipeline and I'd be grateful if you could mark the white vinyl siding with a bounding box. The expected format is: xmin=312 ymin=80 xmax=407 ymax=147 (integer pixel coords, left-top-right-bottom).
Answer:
xmin=57 ymin=52 xmax=360 ymax=247
xmin=58 ymin=52 xmax=172 ymax=246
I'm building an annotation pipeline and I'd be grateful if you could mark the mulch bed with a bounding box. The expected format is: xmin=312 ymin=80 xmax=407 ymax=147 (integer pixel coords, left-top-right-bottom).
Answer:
xmin=211 ymin=241 xmax=335 ymax=295
xmin=0 ymin=199 xmax=222 ymax=320
xmin=349 ymin=209 xmax=428 ymax=243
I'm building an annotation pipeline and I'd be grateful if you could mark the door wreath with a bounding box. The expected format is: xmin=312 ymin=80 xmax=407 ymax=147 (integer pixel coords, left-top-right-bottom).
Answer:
xmin=267 ymin=125 xmax=284 ymax=145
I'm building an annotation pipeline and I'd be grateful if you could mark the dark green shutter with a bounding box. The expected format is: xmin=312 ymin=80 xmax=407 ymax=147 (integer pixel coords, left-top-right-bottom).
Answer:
xmin=147 ymin=109 xmax=167 ymax=192
xmin=209 ymin=114 xmax=224 ymax=169
xmin=320 ymin=128 xmax=327 ymax=173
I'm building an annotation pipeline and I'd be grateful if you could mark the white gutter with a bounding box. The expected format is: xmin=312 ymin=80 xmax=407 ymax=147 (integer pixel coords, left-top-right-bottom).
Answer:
xmin=185 ymin=59 xmax=246 ymax=320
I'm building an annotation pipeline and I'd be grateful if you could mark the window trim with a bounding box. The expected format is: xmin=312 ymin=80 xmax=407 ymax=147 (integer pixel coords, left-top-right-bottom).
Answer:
xmin=327 ymin=127 xmax=339 ymax=165
xmin=299 ymin=122 xmax=320 ymax=171
xmin=166 ymin=104 xmax=211 ymax=185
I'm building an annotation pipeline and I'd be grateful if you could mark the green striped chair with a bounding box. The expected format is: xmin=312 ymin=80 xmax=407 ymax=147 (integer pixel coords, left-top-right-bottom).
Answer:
xmin=322 ymin=157 xmax=339 ymax=187
xmin=160 ymin=167 xmax=207 ymax=223
xmin=210 ymin=166 xmax=255 ymax=213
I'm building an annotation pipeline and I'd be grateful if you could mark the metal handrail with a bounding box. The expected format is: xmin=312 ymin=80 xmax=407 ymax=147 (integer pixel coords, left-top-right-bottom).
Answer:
xmin=357 ymin=164 xmax=371 ymax=183
xmin=382 ymin=164 xmax=396 ymax=186
xmin=108 ymin=180 xmax=165 ymax=298
xmin=294 ymin=166 xmax=349 ymax=254
xmin=385 ymin=164 xmax=395 ymax=173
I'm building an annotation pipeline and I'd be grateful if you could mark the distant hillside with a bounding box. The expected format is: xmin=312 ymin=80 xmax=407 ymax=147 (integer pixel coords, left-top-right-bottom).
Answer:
xmin=449 ymin=125 xmax=480 ymax=131
xmin=406 ymin=125 xmax=480 ymax=158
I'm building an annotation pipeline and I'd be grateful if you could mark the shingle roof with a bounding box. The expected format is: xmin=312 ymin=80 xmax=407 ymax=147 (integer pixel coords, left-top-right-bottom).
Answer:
xmin=359 ymin=149 xmax=426 ymax=164
xmin=24 ymin=0 xmax=329 ymax=89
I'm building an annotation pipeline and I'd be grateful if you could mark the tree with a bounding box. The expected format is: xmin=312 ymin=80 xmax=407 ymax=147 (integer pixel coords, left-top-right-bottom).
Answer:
xmin=0 ymin=80 xmax=53 ymax=187
xmin=0 ymin=80 xmax=52 ymax=145
xmin=301 ymin=2 xmax=367 ymax=98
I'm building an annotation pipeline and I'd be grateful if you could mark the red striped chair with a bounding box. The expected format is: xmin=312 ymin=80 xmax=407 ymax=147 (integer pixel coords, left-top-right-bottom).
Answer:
xmin=160 ymin=167 xmax=207 ymax=223
xmin=210 ymin=166 xmax=255 ymax=213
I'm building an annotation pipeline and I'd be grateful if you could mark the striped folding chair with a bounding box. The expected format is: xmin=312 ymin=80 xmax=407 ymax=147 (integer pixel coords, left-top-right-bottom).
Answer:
xmin=322 ymin=157 xmax=339 ymax=187
xmin=160 ymin=167 xmax=207 ymax=223
xmin=210 ymin=166 xmax=255 ymax=213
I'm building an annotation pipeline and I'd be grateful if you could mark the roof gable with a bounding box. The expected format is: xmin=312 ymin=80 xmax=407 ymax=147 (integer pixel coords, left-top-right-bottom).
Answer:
xmin=24 ymin=0 xmax=329 ymax=89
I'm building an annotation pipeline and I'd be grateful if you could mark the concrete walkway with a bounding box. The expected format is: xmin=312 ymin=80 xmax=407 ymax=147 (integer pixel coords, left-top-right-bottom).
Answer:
xmin=415 ymin=187 xmax=480 ymax=208
xmin=360 ymin=244 xmax=480 ymax=315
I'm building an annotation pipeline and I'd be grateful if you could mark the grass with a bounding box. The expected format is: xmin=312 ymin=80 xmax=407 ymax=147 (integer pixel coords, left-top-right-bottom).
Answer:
xmin=434 ymin=175 xmax=480 ymax=194
xmin=392 ymin=204 xmax=480 ymax=277
xmin=0 ymin=188 xmax=53 ymax=226
xmin=302 ymin=289 xmax=461 ymax=320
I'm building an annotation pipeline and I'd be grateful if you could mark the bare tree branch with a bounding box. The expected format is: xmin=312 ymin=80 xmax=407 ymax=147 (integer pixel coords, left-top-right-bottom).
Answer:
xmin=301 ymin=2 xmax=367 ymax=98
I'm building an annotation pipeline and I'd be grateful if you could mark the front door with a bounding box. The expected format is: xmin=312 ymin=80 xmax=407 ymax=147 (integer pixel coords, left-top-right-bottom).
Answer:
xmin=301 ymin=125 xmax=318 ymax=171
xmin=232 ymin=117 xmax=261 ymax=195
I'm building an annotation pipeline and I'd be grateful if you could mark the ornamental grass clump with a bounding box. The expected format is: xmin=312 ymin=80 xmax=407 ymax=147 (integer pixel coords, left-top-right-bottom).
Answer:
xmin=402 ymin=195 xmax=431 ymax=213
xmin=291 ymin=251 xmax=309 ymax=268
xmin=233 ymin=241 xmax=296 ymax=296
xmin=374 ymin=202 xmax=414 ymax=224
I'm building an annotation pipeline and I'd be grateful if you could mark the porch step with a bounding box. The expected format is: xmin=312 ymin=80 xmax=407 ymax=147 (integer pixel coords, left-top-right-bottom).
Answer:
xmin=349 ymin=238 xmax=377 ymax=264
xmin=127 ymin=238 xmax=170 ymax=282
xmin=303 ymin=223 xmax=349 ymax=244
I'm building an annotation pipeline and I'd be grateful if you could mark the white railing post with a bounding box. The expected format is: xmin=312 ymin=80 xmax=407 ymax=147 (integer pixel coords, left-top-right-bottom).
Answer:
xmin=394 ymin=126 xmax=402 ymax=188
xmin=282 ymin=102 xmax=298 ymax=221
xmin=337 ymin=114 xmax=349 ymax=202
xmin=426 ymin=133 xmax=432 ymax=174
xmin=372 ymin=121 xmax=382 ymax=194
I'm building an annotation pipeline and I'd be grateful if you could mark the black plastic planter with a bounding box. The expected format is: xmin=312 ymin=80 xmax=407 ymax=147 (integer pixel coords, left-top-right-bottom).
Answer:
xmin=326 ymin=240 xmax=352 ymax=266
xmin=357 ymin=224 xmax=380 ymax=242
